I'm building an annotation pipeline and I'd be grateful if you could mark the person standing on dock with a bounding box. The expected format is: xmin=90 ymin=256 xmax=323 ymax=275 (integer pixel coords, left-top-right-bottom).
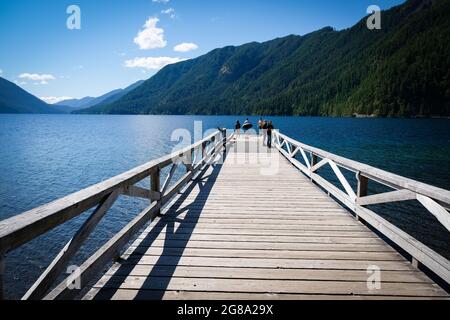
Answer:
xmin=258 ymin=118 xmax=264 ymax=136
xmin=234 ymin=120 xmax=241 ymax=139
xmin=262 ymin=120 xmax=268 ymax=146
xmin=242 ymin=118 xmax=253 ymax=132
xmin=266 ymin=120 xmax=274 ymax=148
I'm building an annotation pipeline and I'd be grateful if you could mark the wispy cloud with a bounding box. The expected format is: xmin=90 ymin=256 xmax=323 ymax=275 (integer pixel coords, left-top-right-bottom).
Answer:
xmin=19 ymin=73 xmax=55 ymax=82
xmin=18 ymin=73 xmax=55 ymax=85
xmin=40 ymin=96 xmax=73 ymax=104
xmin=0 ymin=69 xmax=3 ymax=75
xmin=153 ymin=0 xmax=170 ymax=3
xmin=161 ymin=8 xmax=176 ymax=19
xmin=174 ymin=42 xmax=199 ymax=52
xmin=124 ymin=57 xmax=185 ymax=70
xmin=134 ymin=17 xmax=167 ymax=50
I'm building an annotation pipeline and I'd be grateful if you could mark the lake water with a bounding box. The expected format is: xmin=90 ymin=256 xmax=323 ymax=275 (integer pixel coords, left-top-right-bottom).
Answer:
xmin=1 ymin=114 xmax=449 ymax=298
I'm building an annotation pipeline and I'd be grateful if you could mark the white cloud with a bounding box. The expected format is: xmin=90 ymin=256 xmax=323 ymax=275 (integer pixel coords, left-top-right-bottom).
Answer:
xmin=124 ymin=57 xmax=185 ymax=70
xmin=134 ymin=17 xmax=167 ymax=50
xmin=153 ymin=0 xmax=169 ymax=3
xmin=19 ymin=73 xmax=56 ymax=81
xmin=174 ymin=42 xmax=199 ymax=52
xmin=0 ymin=69 xmax=3 ymax=75
xmin=40 ymin=96 xmax=73 ymax=104
xmin=161 ymin=8 xmax=176 ymax=19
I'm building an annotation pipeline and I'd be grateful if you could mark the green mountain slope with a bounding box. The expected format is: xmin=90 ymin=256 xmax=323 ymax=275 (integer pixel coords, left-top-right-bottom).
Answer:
xmin=91 ymin=80 xmax=145 ymax=107
xmin=81 ymin=0 xmax=450 ymax=117
xmin=0 ymin=77 xmax=65 ymax=114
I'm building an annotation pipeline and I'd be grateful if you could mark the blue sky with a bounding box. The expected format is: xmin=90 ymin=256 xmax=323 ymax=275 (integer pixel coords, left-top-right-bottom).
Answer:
xmin=0 ymin=0 xmax=405 ymax=102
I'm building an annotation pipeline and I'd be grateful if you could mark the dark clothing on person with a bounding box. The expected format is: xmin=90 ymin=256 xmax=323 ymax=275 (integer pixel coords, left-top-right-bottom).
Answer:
xmin=242 ymin=119 xmax=252 ymax=131
xmin=267 ymin=123 xmax=274 ymax=148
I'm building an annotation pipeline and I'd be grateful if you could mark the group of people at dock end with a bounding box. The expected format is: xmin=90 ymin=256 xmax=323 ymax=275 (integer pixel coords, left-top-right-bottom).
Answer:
xmin=234 ymin=118 xmax=274 ymax=148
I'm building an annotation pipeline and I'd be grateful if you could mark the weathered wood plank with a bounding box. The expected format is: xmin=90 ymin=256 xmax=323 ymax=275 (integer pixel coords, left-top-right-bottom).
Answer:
xmin=147 ymin=218 xmax=363 ymax=227
xmin=357 ymin=189 xmax=416 ymax=206
xmin=123 ymin=185 xmax=160 ymax=201
xmin=127 ymin=247 xmax=404 ymax=261
xmin=93 ymin=276 xmax=446 ymax=297
xmin=104 ymin=264 xmax=431 ymax=283
xmin=86 ymin=288 xmax=448 ymax=300
xmin=139 ymin=227 xmax=375 ymax=238
xmin=121 ymin=255 xmax=413 ymax=271
xmin=136 ymin=233 xmax=385 ymax=244
xmin=161 ymin=163 xmax=178 ymax=196
xmin=417 ymin=194 xmax=450 ymax=232
xmin=142 ymin=222 xmax=368 ymax=231
xmin=130 ymin=239 xmax=396 ymax=252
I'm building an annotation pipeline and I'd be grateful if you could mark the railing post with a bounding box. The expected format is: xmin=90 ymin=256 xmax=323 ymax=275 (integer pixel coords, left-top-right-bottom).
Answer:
xmin=221 ymin=129 xmax=226 ymax=149
xmin=311 ymin=154 xmax=318 ymax=166
xmin=357 ymin=172 xmax=368 ymax=198
xmin=184 ymin=149 xmax=193 ymax=172
xmin=356 ymin=172 xmax=368 ymax=221
xmin=310 ymin=153 xmax=318 ymax=181
xmin=0 ymin=254 xmax=5 ymax=300
xmin=219 ymin=129 xmax=227 ymax=160
xmin=151 ymin=168 xmax=161 ymax=215
xmin=412 ymin=257 xmax=419 ymax=269
xmin=202 ymin=141 xmax=207 ymax=165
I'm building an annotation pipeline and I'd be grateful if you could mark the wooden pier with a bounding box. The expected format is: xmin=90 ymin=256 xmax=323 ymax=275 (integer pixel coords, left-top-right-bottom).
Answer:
xmin=0 ymin=130 xmax=449 ymax=299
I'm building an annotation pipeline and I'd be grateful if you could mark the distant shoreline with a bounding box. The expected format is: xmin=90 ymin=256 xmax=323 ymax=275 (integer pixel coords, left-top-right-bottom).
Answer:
xmin=1 ymin=112 xmax=450 ymax=119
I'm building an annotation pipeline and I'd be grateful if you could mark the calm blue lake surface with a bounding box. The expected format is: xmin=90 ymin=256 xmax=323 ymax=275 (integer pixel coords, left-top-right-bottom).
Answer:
xmin=0 ymin=114 xmax=449 ymax=298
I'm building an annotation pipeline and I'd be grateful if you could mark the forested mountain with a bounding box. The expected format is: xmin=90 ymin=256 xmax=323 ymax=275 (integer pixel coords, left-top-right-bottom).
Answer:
xmin=0 ymin=77 xmax=65 ymax=114
xmin=60 ymin=80 xmax=144 ymax=110
xmin=79 ymin=0 xmax=450 ymax=117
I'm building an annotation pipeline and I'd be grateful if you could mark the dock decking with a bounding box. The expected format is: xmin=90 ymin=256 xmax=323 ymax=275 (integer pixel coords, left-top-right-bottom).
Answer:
xmin=1 ymin=131 xmax=449 ymax=300
xmin=84 ymin=137 xmax=448 ymax=300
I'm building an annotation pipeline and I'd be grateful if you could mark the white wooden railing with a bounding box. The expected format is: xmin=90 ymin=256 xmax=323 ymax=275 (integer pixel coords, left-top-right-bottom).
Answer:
xmin=0 ymin=129 xmax=233 ymax=300
xmin=272 ymin=131 xmax=450 ymax=285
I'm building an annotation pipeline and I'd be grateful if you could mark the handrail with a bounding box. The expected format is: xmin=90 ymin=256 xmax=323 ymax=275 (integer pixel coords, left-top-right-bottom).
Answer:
xmin=0 ymin=129 xmax=234 ymax=300
xmin=272 ymin=130 xmax=450 ymax=285
xmin=275 ymin=132 xmax=450 ymax=207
